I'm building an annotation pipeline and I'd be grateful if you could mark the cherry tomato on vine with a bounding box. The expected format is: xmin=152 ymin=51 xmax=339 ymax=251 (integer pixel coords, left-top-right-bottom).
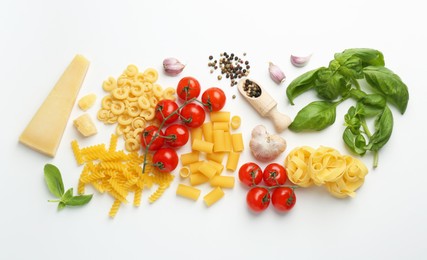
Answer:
xmin=155 ymin=99 xmax=179 ymax=124
xmin=140 ymin=125 xmax=164 ymax=151
xmin=164 ymin=124 xmax=189 ymax=148
xmin=201 ymin=87 xmax=226 ymax=111
xmin=238 ymin=162 xmax=263 ymax=187
xmin=179 ymin=103 xmax=206 ymax=128
xmin=152 ymin=148 xmax=179 ymax=172
xmin=263 ymin=163 xmax=288 ymax=186
xmin=246 ymin=187 xmax=270 ymax=212
xmin=271 ymin=187 xmax=296 ymax=212
xmin=177 ymin=76 xmax=201 ymax=101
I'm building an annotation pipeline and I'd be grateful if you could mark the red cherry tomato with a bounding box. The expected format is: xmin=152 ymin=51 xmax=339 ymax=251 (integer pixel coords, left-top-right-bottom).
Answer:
xmin=140 ymin=125 xmax=164 ymax=151
xmin=179 ymin=103 xmax=206 ymax=128
xmin=152 ymin=148 xmax=179 ymax=172
xmin=155 ymin=99 xmax=179 ymax=124
xmin=176 ymin=76 xmax=201 ymax=101
xmin=201 ymin=87 xmax=226 ymax=111
xmin=271 ymin=187 xmax=296 ymax=212
xmin=263 ymin=163 xmax=288 ymax=186
xmin=246 ymin=187 xmax=270 ymax=212
xmin=164 ymin=124 xmax=189 ymax=148
xmin=238 ymin=162 xmax=263 ymax=187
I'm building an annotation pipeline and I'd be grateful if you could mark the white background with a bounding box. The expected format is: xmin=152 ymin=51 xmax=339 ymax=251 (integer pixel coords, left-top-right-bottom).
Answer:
xmin=1 ymin=0 xmax=426 ymax=259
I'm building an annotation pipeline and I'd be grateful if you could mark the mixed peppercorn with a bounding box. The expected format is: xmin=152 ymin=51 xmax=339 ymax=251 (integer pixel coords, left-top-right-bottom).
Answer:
xmin=208 ymin=52 xmax=251 ymax=87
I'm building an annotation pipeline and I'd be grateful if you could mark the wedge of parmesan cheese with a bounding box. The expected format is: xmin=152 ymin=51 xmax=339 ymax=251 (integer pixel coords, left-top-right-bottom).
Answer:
xmin=19 ymin=55 xmax=90 ymax=157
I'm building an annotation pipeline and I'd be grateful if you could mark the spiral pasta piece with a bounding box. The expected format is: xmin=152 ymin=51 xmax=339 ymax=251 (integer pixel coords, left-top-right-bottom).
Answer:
xmin=108 ymin=199 xmax=121 ymax=218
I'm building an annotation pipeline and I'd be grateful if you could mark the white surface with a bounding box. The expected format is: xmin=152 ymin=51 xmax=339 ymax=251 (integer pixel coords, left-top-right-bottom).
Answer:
xmin=1 ymin=0 xmax=426 ymax=259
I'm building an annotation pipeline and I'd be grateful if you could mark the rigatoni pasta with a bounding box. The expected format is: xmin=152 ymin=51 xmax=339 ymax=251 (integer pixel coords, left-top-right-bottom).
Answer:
xmin=176 ymin=184 xmax=201 ymax=201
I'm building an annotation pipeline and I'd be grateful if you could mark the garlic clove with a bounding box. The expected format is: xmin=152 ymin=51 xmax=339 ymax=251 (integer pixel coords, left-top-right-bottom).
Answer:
xmin=290 ymin=54 xmax=312 ymax=68
xmin=268 ymin=62 xmax=286 ymax=85
xmin=163 ymin=57 xmax=185 ymax=76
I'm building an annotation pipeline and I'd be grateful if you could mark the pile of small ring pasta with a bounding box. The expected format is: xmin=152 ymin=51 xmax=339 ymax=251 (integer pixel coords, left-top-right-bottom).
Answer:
xmin=285 ymin=146 xmax=368 ymax=198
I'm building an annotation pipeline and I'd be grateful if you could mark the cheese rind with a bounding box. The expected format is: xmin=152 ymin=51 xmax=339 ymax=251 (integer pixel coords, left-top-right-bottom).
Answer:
xmin=19 ymin=55 xmax=90 ymax=157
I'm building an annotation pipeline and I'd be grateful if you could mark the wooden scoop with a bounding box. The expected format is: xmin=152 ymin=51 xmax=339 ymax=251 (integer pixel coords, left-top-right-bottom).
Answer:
xmin=237 ymin=78 xmax=291 ymax=133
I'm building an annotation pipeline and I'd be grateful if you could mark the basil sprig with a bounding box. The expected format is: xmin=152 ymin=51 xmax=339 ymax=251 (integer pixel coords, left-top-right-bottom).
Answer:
xmin=286 ymin=48 xmax=409 ymax=167
xmin=44 ymin=164 xmax=92 ymax=210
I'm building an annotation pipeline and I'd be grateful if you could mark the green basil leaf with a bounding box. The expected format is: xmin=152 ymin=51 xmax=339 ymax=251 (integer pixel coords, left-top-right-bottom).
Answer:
xmin=61 ymin=188 xmax=74 ymax=204
xmin=286 ymin=67 xmax=323 ymax=105
xmin=58 ymin=202 xmax=66 ymax=210
xmin=289 ymin=101 xmax=338 ymax=132
xmin=349 ymin=89 xmax=367 ymax=100
xmin=356 ymin=94 xmax=386 ymax=117
xmin=315 ymin=68 xmax=349 ymax=100
xmin=44 ymin=164 xmax=65 ymax=198
xmin=343 ymin=128 xmax=367 ymax=155
xmin=344 ymin=106 xmax=362 ymax=133
xmin=336 ymin=48 xmax=385 ymax=67
xmin=66 ymin=194 xmax=93 ymax=206
xmin=369 ymin=106 xmax=394 ymax=151
xmin=363 ymin=66 xmax=409 ymax=114
xmin=332 ymin=55 xmax=364 ymax=79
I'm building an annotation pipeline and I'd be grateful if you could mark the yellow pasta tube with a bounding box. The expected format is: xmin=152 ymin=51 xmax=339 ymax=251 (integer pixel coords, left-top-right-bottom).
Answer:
xmin=180 ymin=151 xmax=200 ymax=166
xmin=210 ymin=176 xmax=235 ymax=188
xmin=213 ymin=122 xmax=229 ymax=131
xmin=176 ymin=184 xmax=201 ymax=201
xmin=207 ymin=160 xmax=224 ymax=175
xmin=204 ymin=187 xmax=225 ymax=207
xmin=189 ymin=161 xmax=203 ymax=174
xmin=210 ymin=111 xmax=230 ymax=122
xmin=231 ymin=133 xmax=244 ymax=152
xmin=198 ymin=161 xmax=217 ymax=179
xmin=192 ymin=139 xmax=214 ymax=154
xmin=190 ymin=127 xmax=203 ymax=144
xmin=226 ymin=151 xmax=240 ymax=171
xmin=190 ymin=173 xmax=209 ymax=186
xmin=179 ymin=167 xmax=190 ymax=178
xmin=202 ymin=122 xmax=213 ymax=142
xmin=213 ymin=130 xmax=226 ymax=152
xmin=206 ymin=152 xmax=225 ymax=164
xmin=230 ymin=115 xmax=241 ymax=129
xmin=224 ymin=132 xmax=232 ymax=152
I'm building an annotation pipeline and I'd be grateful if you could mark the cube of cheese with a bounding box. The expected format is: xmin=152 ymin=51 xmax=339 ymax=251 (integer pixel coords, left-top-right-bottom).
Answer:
xmin=73 ymin=113 xmax=97 ymax=137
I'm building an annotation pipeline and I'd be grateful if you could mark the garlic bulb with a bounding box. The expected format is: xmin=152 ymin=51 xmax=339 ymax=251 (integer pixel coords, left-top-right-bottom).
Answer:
xmin=290 ymin=54 xmax=311 ymax=68
xmin=268 ymin=62 xmax=286 ymax=84
xmin=249 ymin=125 xmax=287 ymax=162
xmin=163 ymin=57 xmax=185 ymax=76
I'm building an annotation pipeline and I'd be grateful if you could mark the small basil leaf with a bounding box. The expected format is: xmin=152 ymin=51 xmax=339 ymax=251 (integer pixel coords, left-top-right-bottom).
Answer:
xmin=344 ymin=106 xmax=362 ymax=134
xmin=289 ymin=101 xmax=338 ymax=132
xmin=369 ymin=106 xmax=394 ymax=151
xmin=336 ymin=48 xmax=385 ymax=67
xmin=44 ymin=164 xmax=65 ymax=198
xmin=61 ymin=188 xmax=74 ymax=204
xmin=363 ymin=66 xmax=409 ymax=114
xmin=57 ymin=202 xmax=66 ymax=210
xmin=66 ymin=194 xmax=93 ymax=206
xmin=315 ymin=69 xmax=348 ymax=100
xmin=286 ymin=67 xmax=323 ymax=105
xmin=343 ymin=128 xmax=367 ymax=155
xmin=335 ymin=55 xmax=364 ymax=79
